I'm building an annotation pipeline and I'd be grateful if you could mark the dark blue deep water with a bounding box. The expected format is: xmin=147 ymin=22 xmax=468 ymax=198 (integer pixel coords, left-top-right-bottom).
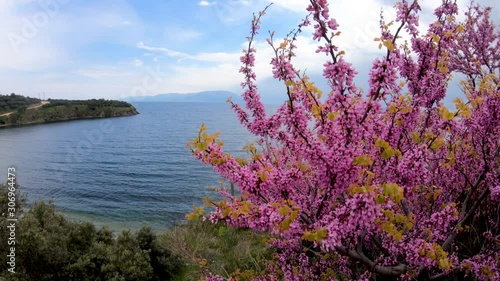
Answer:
xmin=0 ymin=102 xmax=265 ymax=231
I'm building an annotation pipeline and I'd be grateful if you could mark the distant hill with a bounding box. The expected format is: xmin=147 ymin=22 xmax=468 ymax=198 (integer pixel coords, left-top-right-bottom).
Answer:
xmin=125 ymin=91 xmax=245 ymax=104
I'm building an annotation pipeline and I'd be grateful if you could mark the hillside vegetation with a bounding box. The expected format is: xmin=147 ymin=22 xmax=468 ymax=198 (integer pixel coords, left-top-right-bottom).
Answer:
xmin=0 ymin=94 xmax=138 ymax=128
xmin=0 ymin=93 xmax=41 ymax=114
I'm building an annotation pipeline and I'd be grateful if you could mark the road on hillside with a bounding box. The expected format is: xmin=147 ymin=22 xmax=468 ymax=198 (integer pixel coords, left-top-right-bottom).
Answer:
xmin=0 ymin=101 xmax=50 ymax=117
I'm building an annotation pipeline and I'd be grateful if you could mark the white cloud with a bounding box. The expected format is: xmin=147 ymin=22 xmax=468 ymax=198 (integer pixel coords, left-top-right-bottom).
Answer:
xmin=136 ymin=42 xmax=241 ymax=64
xmin=137 ymin=42 xmax=189 ymax=58
xmin=193 ymin=52 xmax=240 ymax=63
xmin=126 ymin=35 xmax=328 ymax=97
xmin=199 ymin=1 xmax=216 ymax=6
xmin=163 ymin=63 xmax=241 ymax=93
xmin=133 ymin=59 xmax=144 ymax=67
xmin=75 ymin=67 xmax=135 ymax=79
xmin=0 ymin=0 xmax=70 ymax=71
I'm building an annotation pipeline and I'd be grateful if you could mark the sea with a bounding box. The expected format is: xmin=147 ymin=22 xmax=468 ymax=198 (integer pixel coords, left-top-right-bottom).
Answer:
xmin=0 ymin=102 xmax=273 ymax=232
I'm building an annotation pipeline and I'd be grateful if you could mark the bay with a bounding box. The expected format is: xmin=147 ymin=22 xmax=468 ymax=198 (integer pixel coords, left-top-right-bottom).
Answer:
xmin=0 ymin=102 xmax=271 ymax=231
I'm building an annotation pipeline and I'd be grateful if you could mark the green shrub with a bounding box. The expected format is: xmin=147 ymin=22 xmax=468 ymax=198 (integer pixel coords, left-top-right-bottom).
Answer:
xmin=0 ymin=184 xmax=182 ymax=281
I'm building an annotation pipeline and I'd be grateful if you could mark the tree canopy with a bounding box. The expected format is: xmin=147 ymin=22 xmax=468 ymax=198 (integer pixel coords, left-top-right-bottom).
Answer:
xmin=0 ymin=94 xmax=40 ymax=113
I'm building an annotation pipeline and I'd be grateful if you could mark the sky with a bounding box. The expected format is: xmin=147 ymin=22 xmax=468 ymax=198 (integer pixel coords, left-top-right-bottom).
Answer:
xmin=0 ymin=0 xmax=499 ymax=102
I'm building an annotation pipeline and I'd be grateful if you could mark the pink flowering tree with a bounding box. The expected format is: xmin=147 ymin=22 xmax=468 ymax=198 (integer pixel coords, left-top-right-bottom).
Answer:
xmin=189 ymin=0 xmax=499 ymax=280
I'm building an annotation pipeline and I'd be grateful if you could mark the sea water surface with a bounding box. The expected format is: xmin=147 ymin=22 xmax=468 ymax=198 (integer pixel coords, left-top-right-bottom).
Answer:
xmin=0 ymin=102 xmax=271 ymax=231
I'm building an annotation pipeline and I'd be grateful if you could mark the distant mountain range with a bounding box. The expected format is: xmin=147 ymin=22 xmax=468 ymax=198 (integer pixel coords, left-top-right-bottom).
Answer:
xmin=125 ymin=91 xmax=245 ymax=103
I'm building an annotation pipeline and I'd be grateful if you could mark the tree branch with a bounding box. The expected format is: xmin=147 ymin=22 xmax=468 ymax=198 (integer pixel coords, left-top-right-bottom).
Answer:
xmin=335 ymin=246 xmax=407 ymax=276
xmin=442 ymin=176 xmax=489 ymax=251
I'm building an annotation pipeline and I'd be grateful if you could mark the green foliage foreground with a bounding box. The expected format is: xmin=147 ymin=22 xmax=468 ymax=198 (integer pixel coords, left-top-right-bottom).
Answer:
xmin=0 ymin=184 xmax=273 ymax=280
xmin=164 ymin=219 xmax=273 ymax=281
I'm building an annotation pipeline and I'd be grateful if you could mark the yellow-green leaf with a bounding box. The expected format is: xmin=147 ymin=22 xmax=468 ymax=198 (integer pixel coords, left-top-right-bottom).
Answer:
xmin=327 ymin=112 xmax=337 ymax=121
xmin=375 ymin=195 xmax=386 ymax=204
xmin=383 ymin=40 xmax=395 ymax=51
xmin=353 ymin=154 xmax=374 ymax=166
xmin=381 ymin=148 xmax=396 ymax=159
xmin=186 ymin=213 xmax=199 ymax=220
xmin=437 ymin=258 xmax=450 ymax=270
xmin=316 ymin=228 xmax=328 ymax=240
xmin=303 ymin=231 xmax=316 ymax=242
xmin=394 ymin=231 xmax=403 ymax=242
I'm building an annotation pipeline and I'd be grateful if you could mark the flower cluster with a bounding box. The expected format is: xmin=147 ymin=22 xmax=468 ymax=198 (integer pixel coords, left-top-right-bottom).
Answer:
xmin=189 ymin=1 xmax=499 ymax=280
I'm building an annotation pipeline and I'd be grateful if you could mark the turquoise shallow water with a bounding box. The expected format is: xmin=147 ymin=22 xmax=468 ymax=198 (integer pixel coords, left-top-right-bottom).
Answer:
xmin=0 ymin=102 xmax=266 ymax=231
